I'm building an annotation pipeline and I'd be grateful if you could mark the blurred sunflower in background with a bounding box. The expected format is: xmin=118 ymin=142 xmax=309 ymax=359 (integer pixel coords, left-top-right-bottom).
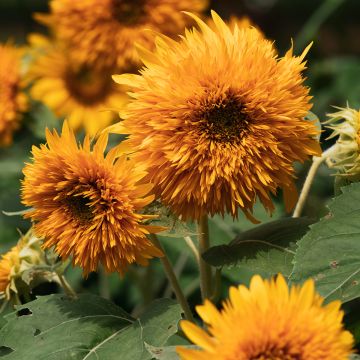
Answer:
xmin=177 ymin=275 xmax=354 ymax=360
xmin=21 ymin=122 xmax=164 ymax=276
xmin=0 ymin=43 xmax=28 ymax=147
xmin=36 ymin=0 xmax=209 ymax=71
xmin=28 ymin=36 xmax=128 ymax=136
xmin=112 ymin=11 xmax=321 ymax=221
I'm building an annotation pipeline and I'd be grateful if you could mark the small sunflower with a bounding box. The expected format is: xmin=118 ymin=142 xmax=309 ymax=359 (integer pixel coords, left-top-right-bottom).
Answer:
xmin=112 ymin=11 xmax=321 ymax=221
xmin=36 ymin=0 xmax=208 ymax=71
xmin=325 ymin=106 xmax=360 ymax=180
xmin=177 ymin=275 xmax=354 ymax=360
xmin=0 ymin=246 xmax=21 ymax=299
xmin=28 ymin=36 xmax=128 ymax=136
xmin=21 ymin=122 xmax=163 ymax=276
xmin=0 ymin=231 xmax=48 ymax=300
xmin=0 ymin=43 xmax=27 ymax=147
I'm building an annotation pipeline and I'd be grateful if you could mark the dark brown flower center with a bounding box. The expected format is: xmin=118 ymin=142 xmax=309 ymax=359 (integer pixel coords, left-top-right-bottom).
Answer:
xmin=196 ymin=93 xmax=249 ymax=143
xmin=65 ymin=195 xmax=94 ymax=224
xmin=64 ymin=66 xmax=113 ymax=106
xmin=111 ymin=0 xmax=146 ymax=25
xmin=250 ymin=347 xmax=301 ymax=360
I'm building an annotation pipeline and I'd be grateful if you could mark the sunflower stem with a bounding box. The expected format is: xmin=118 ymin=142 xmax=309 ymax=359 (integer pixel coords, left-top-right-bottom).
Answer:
xmin=198 ymin=215 xmax=212 ymax=300
xmin=293 ymin=146 xmax=336 ymax=218
xmin=150 ymin=234 xmax=194 ymax=322
xmin=183 ymin=236 xmax=200 ymax=264
xmin=58 ymin=274 xmax=77 ymax=298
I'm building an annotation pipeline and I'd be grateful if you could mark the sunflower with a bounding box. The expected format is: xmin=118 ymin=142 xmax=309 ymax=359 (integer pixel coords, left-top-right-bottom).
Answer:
xmin=36 ymin=0 xmax=208 ymax=71
xmin=111 ymin=11 xmax=321 ymax=221
xmin=0 ymin=230 xmax=48 ymax=300
xmin=0 ymin=43 xmax=27 ymax=147
xmin=21 ymin=122 xmax=163 ymax=276
xmin=177 ymin=275 xmax=354 ymax=360
xmin=28 ymin=36 xmax=128 ymax=136
xmin=0 ymin=246 xmax=21 ymax=299
xmin=325 ymin=106 xmax=360 ymax=180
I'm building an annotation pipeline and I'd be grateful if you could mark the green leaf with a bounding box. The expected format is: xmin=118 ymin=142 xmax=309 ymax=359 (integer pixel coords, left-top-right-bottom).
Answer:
xmin=202 ymin=217 xmax=314 ymax=278
xmin=304 ymin=111 xmax=321 ymax=141
xmin=290 ymin=182 xmax=360 ymax=303
xmin=145 ymin=201 xmax=196 ymax=238
xmin=0 ymin=295 xmax=182 ymax=360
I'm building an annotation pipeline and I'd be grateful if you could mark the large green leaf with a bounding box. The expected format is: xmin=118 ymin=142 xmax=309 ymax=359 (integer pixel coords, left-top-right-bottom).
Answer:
xmin=0 ymin=294 xmax=182 ymax=360
xmin=290 ymin=182 xmax=360 ymax=303
xmin=202 ymin=217 xmax=313 ymax=278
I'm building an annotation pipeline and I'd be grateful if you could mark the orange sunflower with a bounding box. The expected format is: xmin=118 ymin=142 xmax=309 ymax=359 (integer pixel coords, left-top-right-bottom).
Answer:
xmin=28 ymin=36 xmax=128 ymax=136
xmin=177 ymin=275 xmax=354 ymax=360
xmin=36 ymin=0 xmax=208 ymax=71
xmin=0 ymin=43 xmax=27 ymax=147
xmin=21 ymin=122 xmax=163 ymax=276
xmin=0 ymin=246 xmax=21 ymax=299
xmin=111 ymin=11 xmax=321 ymax=221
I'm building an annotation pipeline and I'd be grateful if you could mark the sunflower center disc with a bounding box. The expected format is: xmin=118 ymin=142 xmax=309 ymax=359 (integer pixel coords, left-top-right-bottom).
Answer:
xmin=64 ymin=66 xmax=112 ymax=105
xmin=200 ymin=94 xmax=249 ymax=143
xmin=250 ymin=347 xmax=301 ymax=360
xmin=111 ymin=0 xmax=146 ymax=25
xmin=65 ymin=195 xmax=94 ymax=224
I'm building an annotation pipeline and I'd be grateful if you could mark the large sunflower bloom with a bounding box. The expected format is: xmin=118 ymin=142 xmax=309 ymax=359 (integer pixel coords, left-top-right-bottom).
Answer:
xmin=29 ymin=37 xmax=128 ymax=136
xmin=177 ymin=275 xmax=354 ymax=360
xmin=36 ymin=0 xmax=208 ymax=71
xmin=21 ymin=122 xmax=163 ymax=276
xmin=0 ymin=43 xmax=27 ymax=147
xmin=112 ymin=12 xmax=321 ymax=221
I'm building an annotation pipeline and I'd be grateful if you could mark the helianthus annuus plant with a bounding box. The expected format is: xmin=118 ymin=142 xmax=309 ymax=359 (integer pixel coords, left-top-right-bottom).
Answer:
xmin=0 ymin=43 xmax=27 ymax=147
xmin=21 ymin=122 xmax=163 ymax=276
xmin=112 ymin=11 xmax=321 ymax=222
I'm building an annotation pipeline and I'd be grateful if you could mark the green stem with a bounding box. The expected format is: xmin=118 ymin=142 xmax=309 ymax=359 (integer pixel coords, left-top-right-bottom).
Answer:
xmin=58 ymin=274 xmax=77 ymax=298
xmin=98 ymin=265 xmax=111 ymax=300
xmin=210 ymin=268 xmax=222 ymax=303
xmin=293 ymin=146 xmax=336 ymax=218
xmin=198 ymin=215 xmax=212 ymax=300
xmin=150 ymin=234 xmax=194 ymax=322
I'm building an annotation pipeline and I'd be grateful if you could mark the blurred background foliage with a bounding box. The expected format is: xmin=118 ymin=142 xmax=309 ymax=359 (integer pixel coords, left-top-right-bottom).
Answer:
xmin=0 ymin=0 xmax=359 ymax=314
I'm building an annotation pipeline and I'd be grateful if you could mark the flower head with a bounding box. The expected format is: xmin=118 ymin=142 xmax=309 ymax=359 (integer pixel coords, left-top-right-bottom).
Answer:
xmin=22 ymin=122 xmax=163 ymax=276
xmin=112 ymin=11 xmax=321 ymax=221
xmin=177 ymin=275 xmax=354 ymax=360
xmin=36 ymin=0 xmax=208 ymax=71
xmin=0 ymin=43 xmax=27 ymax=147
xmin=325 ymin=106 xmax=360 ymax=180
xmin=29 ymin=36 xmax=128 ymax=136
xmin=0 ymin=230 xmax=48 ymax=300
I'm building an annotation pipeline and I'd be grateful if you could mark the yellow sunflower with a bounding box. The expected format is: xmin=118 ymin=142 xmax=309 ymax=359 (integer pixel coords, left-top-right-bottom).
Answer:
xmin=28 ymin=36 xmax=128 ymax=136
xmin=0 ymin=230 xmax=48 ymax=300
xmin=36 ymin=0 xmax=208 ymax=71
xmin=21 ymin=122 xmax=163 ymax=276
xmin=111 ymin=11 xmax=321 ymax=221
xmin=0 ymin=246 xmax=21 ymax=299
xmin=0 ymin=43 xmax=27 ymax=147
xmin=177 ymin=275 xmax=354 ymax=360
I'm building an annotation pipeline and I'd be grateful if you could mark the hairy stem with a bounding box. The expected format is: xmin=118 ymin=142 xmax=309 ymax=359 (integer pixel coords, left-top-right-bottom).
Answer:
xmin=58 ymin=274 xmax=77 ymax=298
xmin=293 ymin=146 xmax=336 ymax=218
xmin=150 ymin=234 xmax=194 ymax=322
xmin=198 ymin=215 xmax=212 ymax=300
